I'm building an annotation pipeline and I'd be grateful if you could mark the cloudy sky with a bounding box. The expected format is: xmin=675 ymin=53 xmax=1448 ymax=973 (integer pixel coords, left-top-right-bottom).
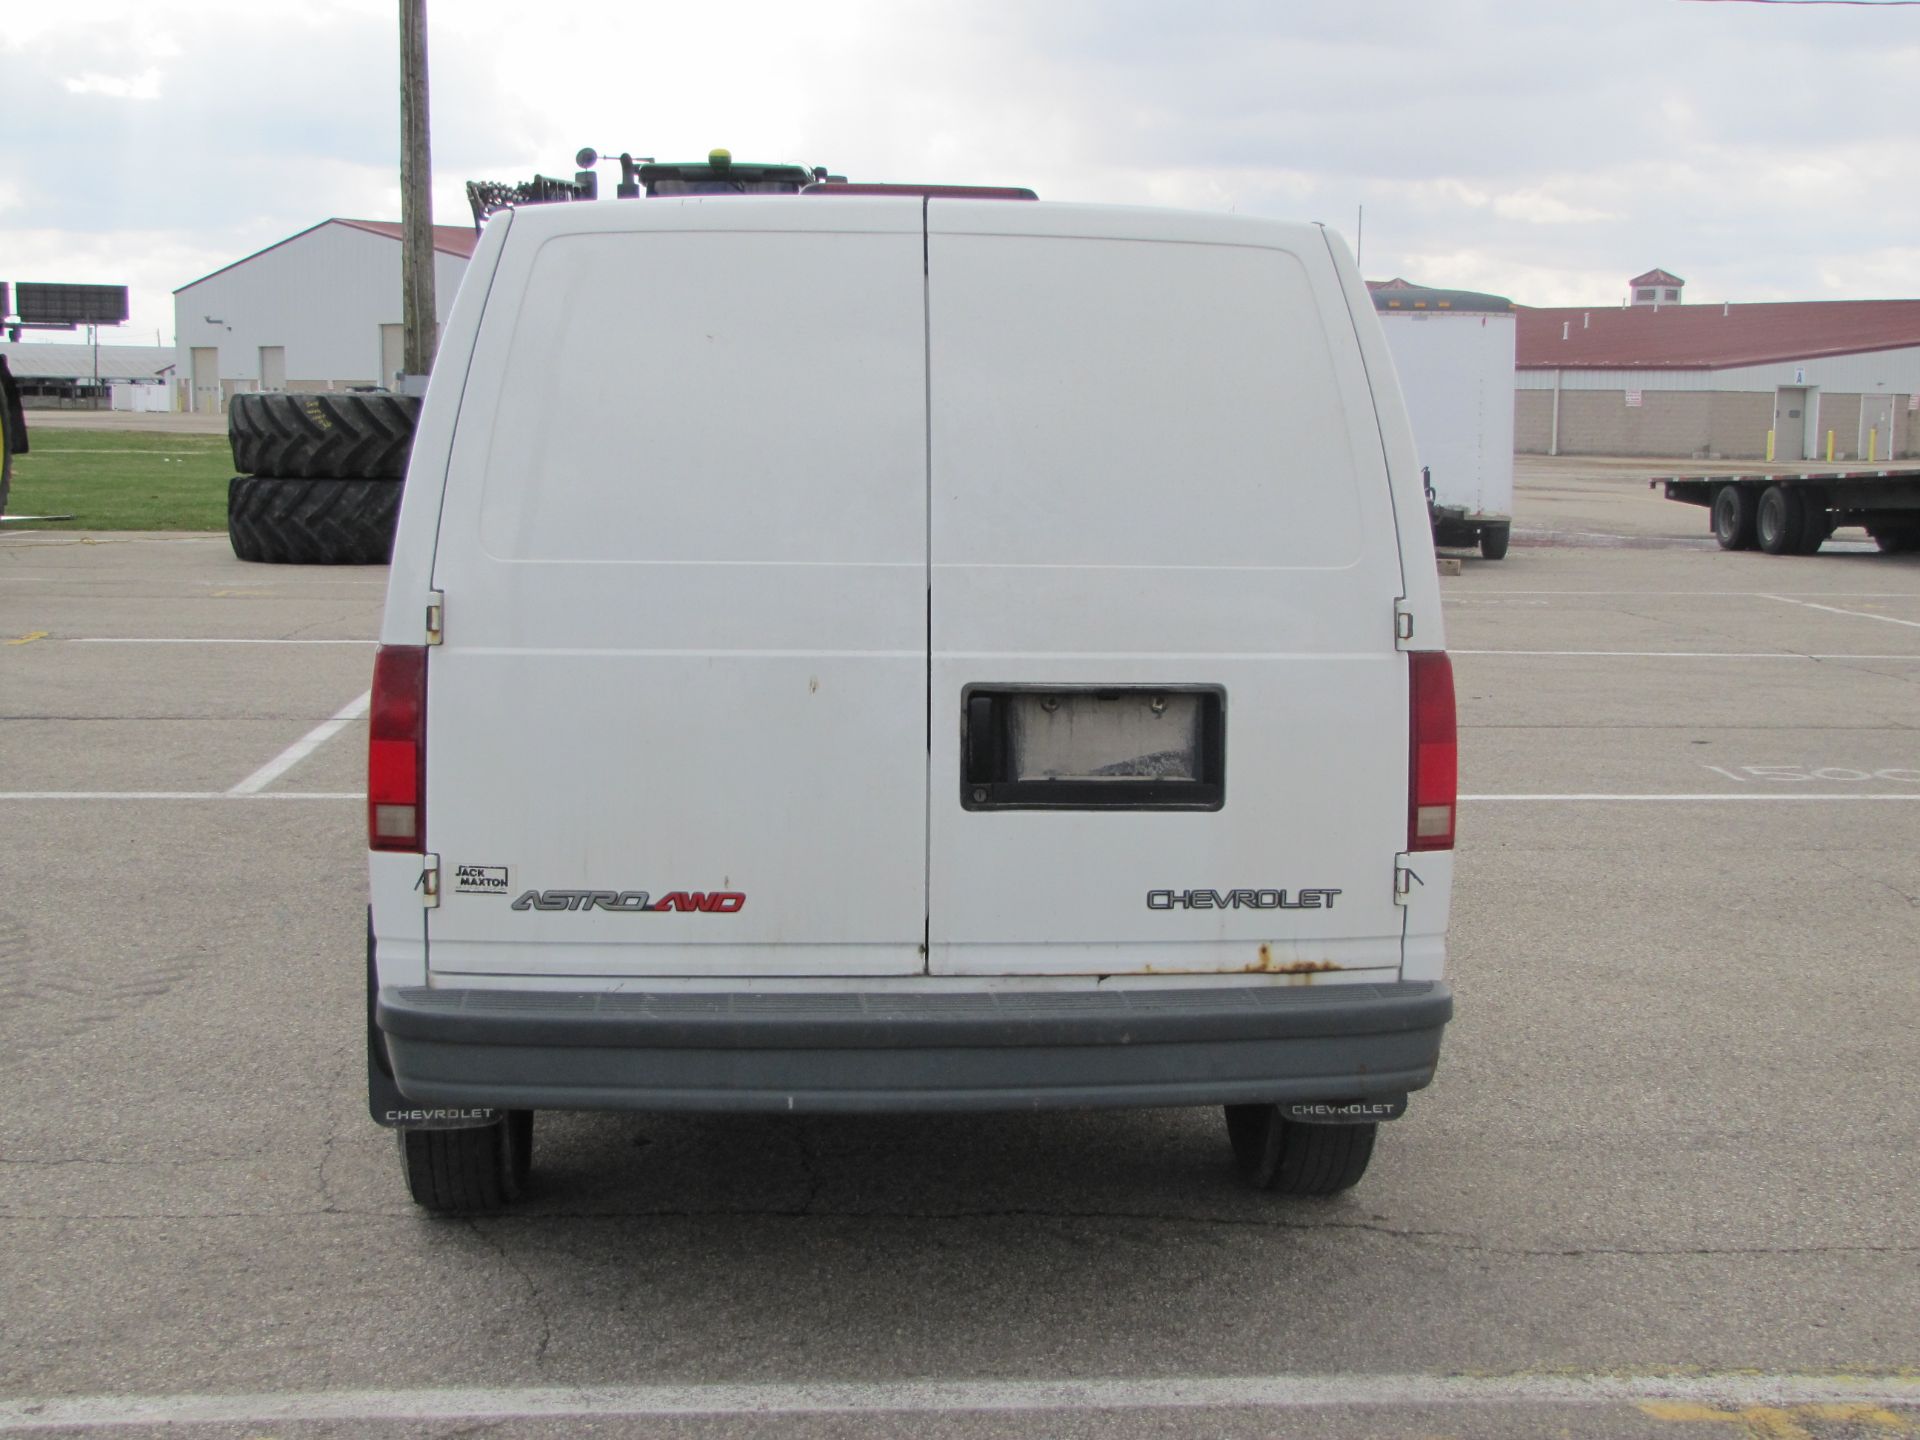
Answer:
xmin=4 ymin=0 xmax=1919 ymax=346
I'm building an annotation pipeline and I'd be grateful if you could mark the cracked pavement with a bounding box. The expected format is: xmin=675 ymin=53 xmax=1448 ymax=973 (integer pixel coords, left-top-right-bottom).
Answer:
xmin=2 ymin=492 xmax=1919 ymax=1437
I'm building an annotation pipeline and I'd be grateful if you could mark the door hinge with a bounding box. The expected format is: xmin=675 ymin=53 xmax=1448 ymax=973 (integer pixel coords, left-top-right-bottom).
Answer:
xmin=420 ymin=854 xmax=441 ymax=908
xmin=1394 ymin=853 xmax=1422 ymax=907
xmin=1394 ymin=600 xmax=1415 ymax=649
xmin=425 ymin=591 xmax=445 ymax=646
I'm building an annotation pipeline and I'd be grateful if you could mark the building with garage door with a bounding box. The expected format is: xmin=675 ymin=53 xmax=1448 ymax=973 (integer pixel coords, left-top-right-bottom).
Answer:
xmin=1516 ymin=272 xmax=1920 ymax=461
xmin=173 ymin=219 xmax=475 ymax=414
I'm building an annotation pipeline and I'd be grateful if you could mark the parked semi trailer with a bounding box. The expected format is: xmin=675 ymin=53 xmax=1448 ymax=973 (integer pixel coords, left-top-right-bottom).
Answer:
xmin=1371 ymin=281 xmax=1515 ymax=560
xmin=1654 ymin=469 xmax=1920 ymax=555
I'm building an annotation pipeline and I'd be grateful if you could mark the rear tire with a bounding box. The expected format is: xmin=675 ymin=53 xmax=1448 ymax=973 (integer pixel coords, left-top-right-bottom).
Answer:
xmin=229 ymin=392 xmax=420 ymax=480
xmin=1224 ymin=1104 xmax=1377 ymax=1196
xmin=1477 ymin=522 xmax=1511 ymax=560
xmin=228 ymin=475 xmax=401 ymax=564
xmin=1872 ymin=526 xmax=1920 ymax=554
xmin=1755 ymin=484 xmax=1805 ymax=556
xmin=1711 ymin=485 xmax=1757 ymax=550
xmin=398 ymin=1111 xmax=533 ymax=1214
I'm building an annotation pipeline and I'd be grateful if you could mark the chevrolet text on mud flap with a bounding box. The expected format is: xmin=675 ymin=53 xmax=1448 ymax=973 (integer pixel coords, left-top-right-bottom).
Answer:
xmin=1148 ymin=888 xmax=1344 ymax=910
xmin=509 ymin=889 xmax=746 ymax=913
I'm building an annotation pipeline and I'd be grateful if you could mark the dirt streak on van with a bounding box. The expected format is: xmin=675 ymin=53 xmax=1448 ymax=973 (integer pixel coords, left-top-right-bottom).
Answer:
xmin=365 ymin=193 xmax=1457 ymax=1213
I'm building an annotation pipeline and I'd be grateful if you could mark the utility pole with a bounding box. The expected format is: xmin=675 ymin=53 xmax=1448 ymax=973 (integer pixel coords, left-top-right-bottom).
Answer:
xmin=399 ymin=0 xmax=436 ymax=385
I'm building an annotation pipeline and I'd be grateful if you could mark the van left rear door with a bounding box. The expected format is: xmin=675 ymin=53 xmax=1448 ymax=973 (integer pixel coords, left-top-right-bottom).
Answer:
xmin=423 ymin=199 xmax=930 ymax=980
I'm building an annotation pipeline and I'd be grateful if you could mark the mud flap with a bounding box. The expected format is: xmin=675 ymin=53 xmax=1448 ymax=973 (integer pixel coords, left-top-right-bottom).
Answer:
xmin=367 ymin=913 xmax=499 ymax=1130
xmin=1281 ymin=1095 xmax=1408 ymax=1125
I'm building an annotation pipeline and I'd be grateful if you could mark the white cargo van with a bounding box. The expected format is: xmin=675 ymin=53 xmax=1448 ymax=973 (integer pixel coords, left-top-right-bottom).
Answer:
xmin=366 ymin=195 xmax=1457 ymax=1212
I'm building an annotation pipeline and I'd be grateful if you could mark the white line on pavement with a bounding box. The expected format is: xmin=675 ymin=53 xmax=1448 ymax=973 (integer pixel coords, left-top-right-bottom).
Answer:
xmin=0 ymin=1372 xmax=1911 ymax=1432
xmin=1762 ymin=593 xmax=1920 ymax=630
xmin=226 ymin=691 xmax=370 ymax=796
xmin=1443 ymin=590 xmax=1920 ymax=598
xmin=1462 ymin=793 xmax=1920 ymax=802
xmin=68 ymin=637 xmax=375 ymax=645
xmin=1454 ymin=649 xmax=1920 ymax=659
xmin=0 ymin=792 xmax=361 ymax=801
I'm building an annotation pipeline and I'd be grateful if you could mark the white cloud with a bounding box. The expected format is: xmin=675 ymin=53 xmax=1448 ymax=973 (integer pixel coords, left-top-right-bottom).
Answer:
xmin=63 ymin=68 xmax=162 ymax=100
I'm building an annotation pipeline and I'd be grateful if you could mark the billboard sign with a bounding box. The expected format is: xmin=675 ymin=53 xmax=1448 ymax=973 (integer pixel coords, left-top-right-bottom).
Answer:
xmin=14 ymin=283 xmax=130 ymax=326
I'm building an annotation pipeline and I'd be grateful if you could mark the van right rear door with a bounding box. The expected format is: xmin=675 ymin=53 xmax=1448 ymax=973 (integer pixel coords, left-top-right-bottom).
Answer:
xmin=925 ymin=203 xmax=1414 ymax=979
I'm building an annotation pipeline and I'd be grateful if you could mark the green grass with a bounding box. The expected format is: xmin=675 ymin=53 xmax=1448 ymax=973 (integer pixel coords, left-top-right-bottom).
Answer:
xmin=4 ymin=430 xmax=232 ymax=530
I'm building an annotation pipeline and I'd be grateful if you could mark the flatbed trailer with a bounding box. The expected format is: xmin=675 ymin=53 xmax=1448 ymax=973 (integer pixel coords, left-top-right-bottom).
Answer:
xmin=1653 ymin=467 xmax=1920 ymax=555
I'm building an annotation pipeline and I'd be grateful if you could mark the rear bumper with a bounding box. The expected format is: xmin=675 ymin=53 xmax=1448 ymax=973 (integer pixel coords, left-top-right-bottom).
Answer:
xmin=376 ymin=981 xmax=1452 ymax=1114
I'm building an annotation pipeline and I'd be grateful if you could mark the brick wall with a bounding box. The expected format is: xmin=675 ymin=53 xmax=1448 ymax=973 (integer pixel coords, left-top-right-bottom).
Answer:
xmin=1515 ymin=391 xmax=1554 ymax=452
xmin=1707 ymin=393 xmax=1774 ymax=460
xmin=1813 ymin=394 xmax=1861 ymax=461
xmin=1551 ymin=389 xmax=1714 ymax=457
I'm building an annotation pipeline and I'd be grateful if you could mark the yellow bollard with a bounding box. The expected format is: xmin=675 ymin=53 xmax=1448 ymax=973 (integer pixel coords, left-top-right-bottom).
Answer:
xmin=1827 ymin=430 xmax=1835 ymax=463
xmin=1766 ymin=429 xmax=1775 ymax=462
xmin=1869 ymin=428 xmax=1878 ymax=463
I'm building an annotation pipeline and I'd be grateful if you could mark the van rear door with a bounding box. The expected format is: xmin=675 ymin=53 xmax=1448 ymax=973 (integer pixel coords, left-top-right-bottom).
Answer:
xmin=925 ymin=204 xmax=1411 ymax=978
xmin=424 ymin=200 xmax=929 ymax=979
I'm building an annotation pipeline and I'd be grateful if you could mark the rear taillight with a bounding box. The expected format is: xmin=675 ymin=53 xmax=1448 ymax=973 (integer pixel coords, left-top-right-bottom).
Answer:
xmin=369 ymin=645 xmax=426 ymax=852
xmin=1408 ymin=651 xmax=1456 ymax=852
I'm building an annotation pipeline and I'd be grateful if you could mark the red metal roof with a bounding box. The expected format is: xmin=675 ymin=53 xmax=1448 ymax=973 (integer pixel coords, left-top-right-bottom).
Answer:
xmin=333 ymin=219 xmax=480 ymax=258
xmin=175 ymin=218 xmax=478 ymax=292
xmin=1516 ymin=299 xmax=1920 ymax=371
xmin=1629 ymin=268 xmax=1685 ymax=288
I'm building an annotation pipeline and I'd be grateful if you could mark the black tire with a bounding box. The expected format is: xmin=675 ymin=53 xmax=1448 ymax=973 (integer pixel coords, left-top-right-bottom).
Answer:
xmin=399 ymin=1112 xmax=533 ymax=1214
xmin=1224 ymin=1104 xmax=1377 ymax=1196
xmin=1477 ymin=522 xmax=1511 ymax=561
xmin=1755 ymin=484 xmax=1805 ymax=556
xmin=1711 ymin=485 xmax=1757 ymax=550
xmin=228 ymin=475 xmax=401 ymax=565
xmin=229 ymin=392 xmax=420 ymax=480
xmin=1871 ymin=526 xmax=1920 ymax=554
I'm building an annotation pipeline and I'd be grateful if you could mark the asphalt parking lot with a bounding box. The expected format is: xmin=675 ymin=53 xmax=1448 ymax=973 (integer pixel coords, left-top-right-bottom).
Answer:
xmin=2 ymin=475 xmax=1918 ymax=1438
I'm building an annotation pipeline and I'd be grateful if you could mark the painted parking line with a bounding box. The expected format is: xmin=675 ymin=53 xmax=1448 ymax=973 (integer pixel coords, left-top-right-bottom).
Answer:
xmin=1763 ymin=594 xmax=1920 ymax=630
xmin=227 ymin=690 xmax=370 ymax=795
xmin=1454 ymin=649 xmax=1920 ymax=659
xmin=0 ymin=792 xmax=360 ymax=802
xmin=1462 ymin=793 xmax=1920 ymax=802
xmin=0 ymin=1372 xmax=1911 ymax=1432
xmin=68 ymin=637 xmax=375 ymax=646
xmin=1442 ymin=590 xmax=1920 ymax=598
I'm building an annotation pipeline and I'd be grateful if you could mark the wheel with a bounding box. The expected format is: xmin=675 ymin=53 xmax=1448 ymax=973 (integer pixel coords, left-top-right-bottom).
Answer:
xmin=398 ymin=1111 xmax=533 ymax=1214
xmin=228 ymin=475 xmax=401 ymax=564
xmin=1755 ymin=484 xmax=1805 ymax=556
xmin=1477 ymin=522 xmax=1511 ymax=561
xmin=1871 ymin=526 xmax=1920 ymax=554
xmin=1224 ymin=1104 xmax=1377 ymax=1196
xmin=229 ymin=392 xmax=421 ymax=480
xmin=1711 ymin=485 xmax=1757 ymax=550
xmin=1789 ymin=499 xmax=1835 ymax=560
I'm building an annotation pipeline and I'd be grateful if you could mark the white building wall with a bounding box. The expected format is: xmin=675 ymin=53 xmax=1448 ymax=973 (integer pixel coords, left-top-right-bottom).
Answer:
xmin=1518 ymin=343 xmax=1920 ymax=393
xmin=174 ymin=222 xmax=469 ymax=396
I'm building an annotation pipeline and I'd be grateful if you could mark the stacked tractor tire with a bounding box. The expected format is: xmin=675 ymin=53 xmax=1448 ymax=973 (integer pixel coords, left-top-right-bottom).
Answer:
xmin=226 ymin=393 xmax=419 ymax=564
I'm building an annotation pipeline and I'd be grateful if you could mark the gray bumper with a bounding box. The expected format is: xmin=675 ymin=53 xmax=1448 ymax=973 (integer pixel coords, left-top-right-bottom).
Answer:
xmin=377 ymin=981 xmax=1451 ymax=1115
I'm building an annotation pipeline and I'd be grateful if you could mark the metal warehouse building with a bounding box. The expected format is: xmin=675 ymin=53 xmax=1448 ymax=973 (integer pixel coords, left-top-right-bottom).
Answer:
xmin=1516 ymin=272 xmax=1920 ymax=461
xmin=173 ymin=219 xmax=475 ymax=414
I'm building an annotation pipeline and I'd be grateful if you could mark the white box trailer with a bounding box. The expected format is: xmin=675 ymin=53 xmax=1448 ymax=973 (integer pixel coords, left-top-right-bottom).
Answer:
xmin=1371 ymin=283 xmax=1516 ymax=559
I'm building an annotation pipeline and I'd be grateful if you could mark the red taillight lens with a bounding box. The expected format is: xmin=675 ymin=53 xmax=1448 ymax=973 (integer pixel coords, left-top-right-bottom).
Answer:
xmin=1408 ymin=651 xmax=1457 ymax=852
xmin=369 ymin=645 xmax=426 ymax=853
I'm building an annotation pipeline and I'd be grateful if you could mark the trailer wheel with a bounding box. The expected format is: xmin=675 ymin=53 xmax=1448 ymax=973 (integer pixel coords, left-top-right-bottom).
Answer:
xmin=228 ymin=475 xmax=401 ymax=565
xmin=1796 ymin=510 xmax=1832 ymax=556
xmin=1478 ymin=522 xmax=1511 ymax=561
xmin=1711 ymin=485 xmax=1757 ymax=550
xmin=398 ymin=1111 xmax=534 ymax=1214
xmin=1756 ymin=485 xmax=1806 ymax=556
xmin=1871 ymin=526 xmax=1920 ymax=554
xmin=1224 ymin=1104 xmax=1376 ymax=1196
